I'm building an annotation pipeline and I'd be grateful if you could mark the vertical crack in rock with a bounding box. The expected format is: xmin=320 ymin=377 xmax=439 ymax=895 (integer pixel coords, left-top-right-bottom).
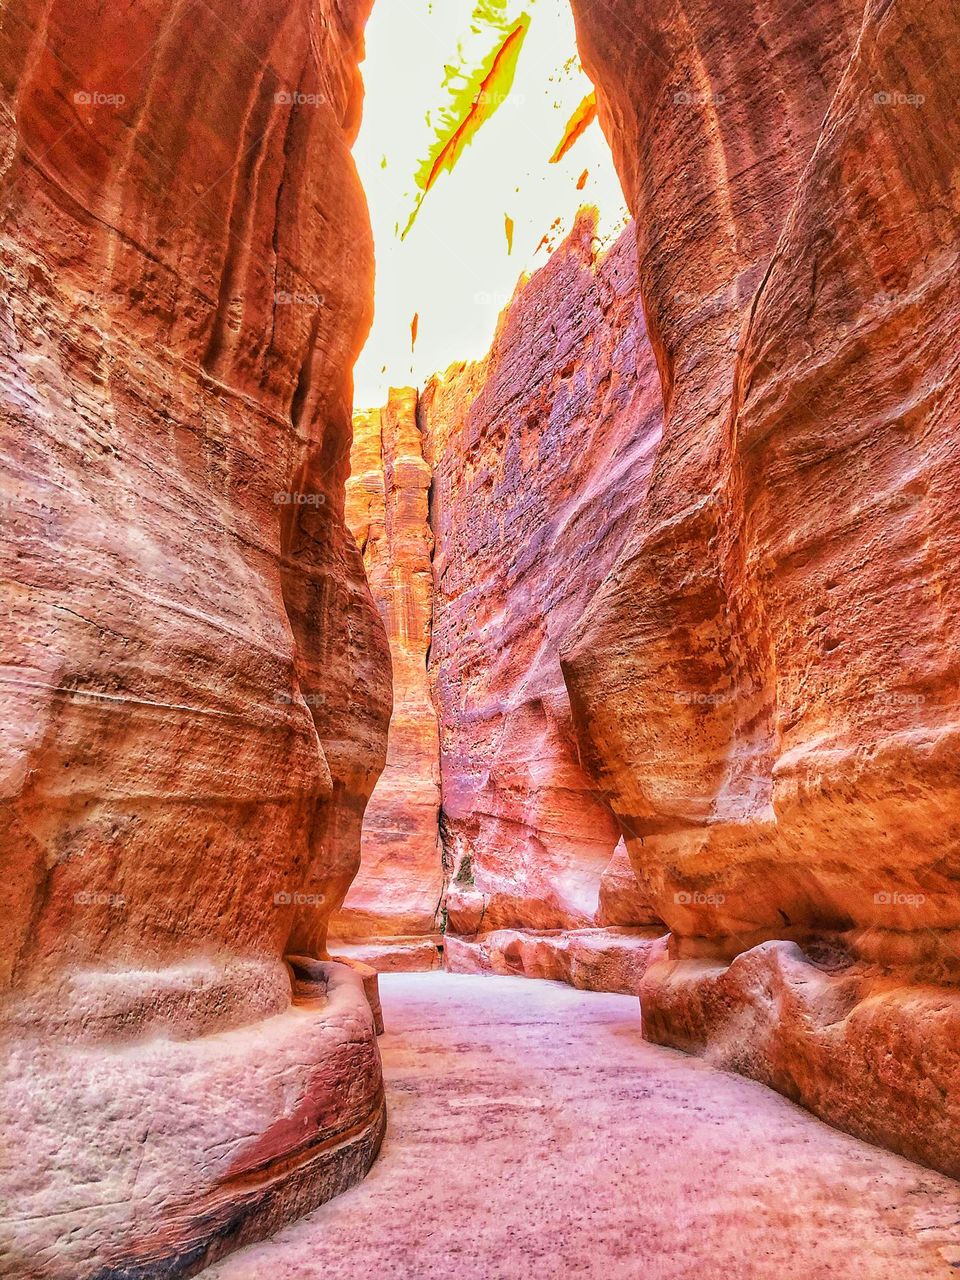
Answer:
xmin=337 ymin=211 xmax=670 ymax=994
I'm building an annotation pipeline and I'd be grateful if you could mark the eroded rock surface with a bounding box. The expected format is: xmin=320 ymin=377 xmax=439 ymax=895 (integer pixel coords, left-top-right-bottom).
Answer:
xmin=0 ymin=0 xmax=389 ymax=1273
xmin=329 ymin=391 xmax=443 ymax=971
xmin=421 ymin=213 xmax=665 ymax=978
xmin=565 ymin=0 xmax=960 ymax=1174
xmin=333 ymin=217 xmax=666 ymax=992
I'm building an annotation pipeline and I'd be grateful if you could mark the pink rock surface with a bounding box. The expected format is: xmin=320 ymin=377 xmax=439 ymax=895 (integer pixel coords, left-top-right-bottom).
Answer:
xmin=640 ymin=940 xmax=960 ymax=1180
xmin=199 ymin=973 xmax=960 ymax=1280
xmin=333 ymin=938 xmax=442 ymax=973
xmin=0 ymin=0 xmax=389 ymax=1271
xmin=444 ymin=926 xmax=664 ymax=995
xmin=563 ymin=0 xmax=960 ymax=1174
xmin=422 ymin=213 xmax=663 ymax=941
xmin=330 ymin=390 xmax=443 ymax=951
xmin=1 ymin=961 xmax=384 ymax=1280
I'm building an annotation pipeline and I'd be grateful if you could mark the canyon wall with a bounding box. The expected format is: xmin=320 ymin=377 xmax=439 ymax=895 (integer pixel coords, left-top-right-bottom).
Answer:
xmin=421 ymin=212 xmax=667 ymax=993
xmin=566 ymin=0 xmax=960 ymax=1175
xmin=0 ymin=1 xmax=390 ymax=1275
xmin=329 ymin=391 xmax=443 ymax=971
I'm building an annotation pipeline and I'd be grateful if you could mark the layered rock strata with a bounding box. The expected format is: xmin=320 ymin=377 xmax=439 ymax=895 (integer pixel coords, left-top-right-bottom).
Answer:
xmin=329 ymin=390 xmax=443 ymax=972
xmin=565 ymin=0 xmax=960 ymax=1175
xmin=0 ymin=0 xmax=389 ymax=1273
xmin=420 ymin=213 xmax=667 ymax=986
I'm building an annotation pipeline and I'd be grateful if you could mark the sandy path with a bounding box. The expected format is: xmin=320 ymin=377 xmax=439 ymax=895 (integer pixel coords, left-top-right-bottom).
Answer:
xmin=201 ymin=973 xmax=960 ymax=1279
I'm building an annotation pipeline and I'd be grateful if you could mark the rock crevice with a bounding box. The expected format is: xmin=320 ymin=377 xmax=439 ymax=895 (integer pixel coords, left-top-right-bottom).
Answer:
xmin=332 ymin=212 xmax=669 ymax=991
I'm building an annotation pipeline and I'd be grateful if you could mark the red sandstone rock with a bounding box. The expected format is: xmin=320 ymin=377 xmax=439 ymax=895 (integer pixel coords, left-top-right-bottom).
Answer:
xmin=1 ymin=961 xmax=384 ymax=1280
xmin=445 ymin=927 xmax=663 ymax=995
xmin=421 ymin=212 xmax=664 ymax=955
xmin=564 ymin=0 xmax=960 ymax=1175
xmin=597 ymin=837 xmax=662 ymax=927
xmin=0 ymin=0 xmax=389 ymax=1272
xmin=333 ymin=938 xmax=442 ymax=974
xmin=640 ymin=941 xmax=960 ymax=1180
xmin=329 ymin=390 xmax=443 ymax=963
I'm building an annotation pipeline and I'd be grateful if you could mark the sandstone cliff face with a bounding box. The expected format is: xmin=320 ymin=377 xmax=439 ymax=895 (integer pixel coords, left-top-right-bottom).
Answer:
xmin=421 ymin=213 xmax=666 ymax=989
xmin=0 ymin=0 xmax=389 ymax=1273
xmin=566 ymin=0 xmax=960 ymax=1174
xmin=329 ymin=390 xmax=443 ymax=970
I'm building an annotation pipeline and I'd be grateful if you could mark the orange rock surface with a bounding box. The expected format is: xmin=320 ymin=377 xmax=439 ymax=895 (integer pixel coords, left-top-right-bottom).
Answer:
xmin=565 ymin=0 xmax=960 ymax=1174
xmin=333 ymin=217 xmax=667 ymax=992
xmin=330 ymin=390 xmax=443 ymax=968
xmin=0 ymin=0 xmax=389 ymax=1272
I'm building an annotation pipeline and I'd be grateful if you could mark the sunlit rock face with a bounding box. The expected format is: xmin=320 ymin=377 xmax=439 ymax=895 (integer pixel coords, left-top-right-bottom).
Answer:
xmin=567 ymin=0 xmax=960 ymax=1174
xmin=0 ymin=0 xmax=389 ymax=1273
xmin=421 ymin=212 xmax=666 ymax=988
xmin=329 ymin=391 xmax=443 ymax=971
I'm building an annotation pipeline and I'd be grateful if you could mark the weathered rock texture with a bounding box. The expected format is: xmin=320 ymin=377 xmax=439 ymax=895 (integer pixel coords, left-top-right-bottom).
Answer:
xmin=329 ymin=391 xmax=443 ymax=971
xmin=0 ymin=0 xmax=389 ymax=1273
xmin=421 ymin=212 xmax=667 ymax=986
xmin=2 ymin=960 xmax=385 ymax=1280
xmin=565 ymin=0 xmax=960 ymax=1175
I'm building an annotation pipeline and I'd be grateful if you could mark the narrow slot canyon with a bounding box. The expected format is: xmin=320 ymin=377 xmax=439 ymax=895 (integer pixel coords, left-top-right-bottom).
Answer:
xmin=1 ymin=0 xmax=958 ymax=1277
xmin=328 ymin=211 xmax=666 ymax=992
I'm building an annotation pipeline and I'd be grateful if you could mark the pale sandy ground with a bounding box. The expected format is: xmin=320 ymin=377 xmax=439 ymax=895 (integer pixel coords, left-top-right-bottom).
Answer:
xmin=201 ymin=973 xmax=960 ymax=1280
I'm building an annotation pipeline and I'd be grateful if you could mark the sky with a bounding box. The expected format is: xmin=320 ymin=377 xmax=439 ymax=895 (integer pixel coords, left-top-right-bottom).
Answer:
xmin=351 ymin=0 xmax=630 ymax=408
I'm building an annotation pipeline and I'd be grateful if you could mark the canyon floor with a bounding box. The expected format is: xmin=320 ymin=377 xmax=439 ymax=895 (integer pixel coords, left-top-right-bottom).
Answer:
xmin=200 ymin=974 xmax=960 ymax=1279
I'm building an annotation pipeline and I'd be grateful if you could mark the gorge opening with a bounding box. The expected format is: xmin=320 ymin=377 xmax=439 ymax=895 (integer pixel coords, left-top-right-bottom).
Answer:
xmin=329 ymin=0 xmax=661 ymax=991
